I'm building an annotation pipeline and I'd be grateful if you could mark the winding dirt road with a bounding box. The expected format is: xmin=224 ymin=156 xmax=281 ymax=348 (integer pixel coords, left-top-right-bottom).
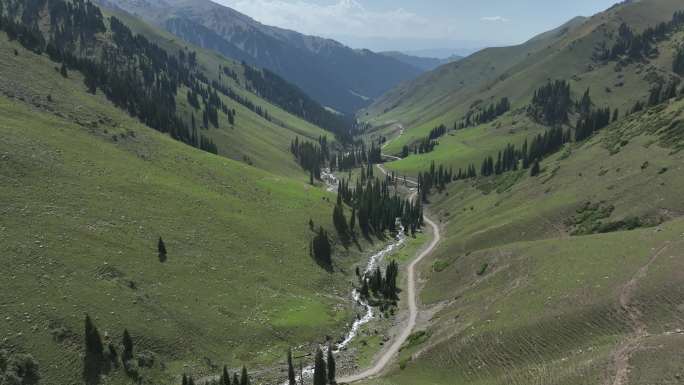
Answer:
xmin=339 ymin=124 xmax=440 ymax=383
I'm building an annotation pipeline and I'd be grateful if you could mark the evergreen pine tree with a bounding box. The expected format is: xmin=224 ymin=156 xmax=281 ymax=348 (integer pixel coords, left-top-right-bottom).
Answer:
xmin=60 ymin=62 xmax=68 ymax=78
xmin=530 ymin=159 xmax=541 ymax=177
xmin=240 ymin=366 xmax=249 ymax=385
xmin=232 ymin=373 xmax=239 ymax=385
xmin=313 ymin=348 xmax=327 ymax=385
xmin=287 ymin=348 xmax=296 ymax=385
xmin=122 ymin=329 xmax=133 ymax=362
xmin=222 ymin=365 xmax=231 ymax=385
xmin=158 ymin=237 xmax=167 ymax=263
xmin=327 ymin=343 xmax=336 ymax=384
xmin=83 ymin=315 xmax=105 ymax=384
xmin=349 ymin=207 xmax=356 ymax=235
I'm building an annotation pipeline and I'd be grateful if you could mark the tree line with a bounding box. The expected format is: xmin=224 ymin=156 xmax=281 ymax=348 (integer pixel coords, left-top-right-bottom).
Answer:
xmin=457 ymin=97 xmax=511 ymax=129
xmin=290 ymin=136 xmax=330 ymax=183
xmin=336 ymin=175 xmax=423 ymax=236
xmin=334 ymin=143 xmax=382 ymax=172
xmin=359 ymin=260 xmax=400 ymax=308
xmin=401 ymin=136 xmax=436 ymax=156
xmin=594 ymin=11 xmax=684 ymax=63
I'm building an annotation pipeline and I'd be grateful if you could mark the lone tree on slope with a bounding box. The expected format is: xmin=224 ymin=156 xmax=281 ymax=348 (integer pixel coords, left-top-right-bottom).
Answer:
xmin=158 ymin=237 xmax=167 ymax=263
xmin=83 ymin=315 xmax=105 ymax=384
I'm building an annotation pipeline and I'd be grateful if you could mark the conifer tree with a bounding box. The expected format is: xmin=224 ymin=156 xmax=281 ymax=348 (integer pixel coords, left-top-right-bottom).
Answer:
xmin=327 ymin=343 xmax=336 ymax=384
xmin=240 ymin=365 xmax=249 ymax=385
xmin=83 ymin=315 xmax=105 ymax=384
xmin=60 ymin=62 xmax=68 ymax=78
xmin=313 ymin=348 xmax=327 ymax=385
xmin=122 ymin=329 xmax=133 ymax=362
xmin=349 ymin=207 xmax=356 ymax=235
xmin=332 ymin=203 xmax=348 ymax=237
xmin=287 ymin=348 xmax=296 ymax=385
xmin=530 ymin=159 xmax=541 ymax=177
xmin=158 ymin=237 xmax=167 ymax=263
xmin=222 ymin=365 xmax=231 ymax=385
xmin=232 ymin=373 xmax=239 ymax=385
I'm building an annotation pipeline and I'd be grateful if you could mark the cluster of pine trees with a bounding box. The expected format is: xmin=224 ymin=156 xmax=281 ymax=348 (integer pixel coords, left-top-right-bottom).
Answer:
xmin=83 ymin=316 xmax=253 ymax=385
xmin=334 ymin=143 xmax=382 ymax=171
xmin=416 ymin=162 xmax=459 ymax=201
xmin=337 ymin=176 xmax=423 ymax=236
xmin=648 ymin=80 xmax=681 ymax=106
xmin=186 ymin=82 xmax=236 ymax=128
xmin=359 ymin=260 xmax=399 ymax=306
xmin=399 ymin=120 xmax=448 ymax=159
xmin=480 ymin=143 xmax=518 ymax=177
xmin=594 ymin=11 xmax=684 ymax=63
xmin=83 ymin=315 xmax=153 ymax=384
xmin=186 ymin=365 xmax=251 ymax=385
xmin=311 ymin=345 xmax=336 ymax=385
xmin=284 ymin=346 xmax=336 ymax=385
xmin=242 ymin=63 xmax=353 ymax=142
xmin=401 ymin=136 xmax=436 ymax=157
xmin=575 ymin=107 xmax=612 ymax=141
xmin=428 ymin=124 xmax=448 ymax=140
xmin=529 ymin=80 xmax=572 ymax=125
xmin=290 ymin=136 xmax=330 ymax=183
xmin=210 ymin=80 xmax=273 ymax=123
xmin=457 ymin=97 xmax=511 ymax=129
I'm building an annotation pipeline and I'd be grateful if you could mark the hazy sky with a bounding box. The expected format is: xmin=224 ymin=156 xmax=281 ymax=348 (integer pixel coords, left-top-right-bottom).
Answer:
xmin=215 ymin=0 xmax=619 ymax=53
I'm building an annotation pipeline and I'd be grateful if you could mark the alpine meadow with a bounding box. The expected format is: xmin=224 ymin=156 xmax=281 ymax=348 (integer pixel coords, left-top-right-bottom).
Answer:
xmin=1 ymin=0 xmax=684 ymax=385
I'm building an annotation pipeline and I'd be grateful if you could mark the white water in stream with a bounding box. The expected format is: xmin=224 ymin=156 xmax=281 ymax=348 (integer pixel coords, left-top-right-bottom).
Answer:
xmin=282 ymin=169 xmax=408 ymax=385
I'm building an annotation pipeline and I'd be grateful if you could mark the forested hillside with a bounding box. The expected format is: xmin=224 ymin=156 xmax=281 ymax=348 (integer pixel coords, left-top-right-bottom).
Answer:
xmin=96 ymin=0 xmax=421 ymax=115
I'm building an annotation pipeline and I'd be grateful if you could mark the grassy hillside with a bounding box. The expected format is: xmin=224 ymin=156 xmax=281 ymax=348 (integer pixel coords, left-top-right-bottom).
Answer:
xmin=362 ymin=0 xmax=684 ymax=179
xmin=360 ymin=91 xmax=684 ymax=385
xmin=0 ymin=11 xmax=371 ymax=385
xmin=100 ymin=6 xmax=336 ymax=179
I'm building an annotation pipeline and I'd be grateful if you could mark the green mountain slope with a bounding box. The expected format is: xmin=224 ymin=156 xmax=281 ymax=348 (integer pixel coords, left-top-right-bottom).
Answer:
xmin=100 ymin=6 xmax=348 ymax=177
xmin=352 ymin=1 xmax=684 ymax=384
xmin=0 ymin=2 xmax=369 ymax=384
xmin=363 ymin=0 xmax=684 ymax=179
xmin=361 ymin=84 xmax=684 ymax=385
